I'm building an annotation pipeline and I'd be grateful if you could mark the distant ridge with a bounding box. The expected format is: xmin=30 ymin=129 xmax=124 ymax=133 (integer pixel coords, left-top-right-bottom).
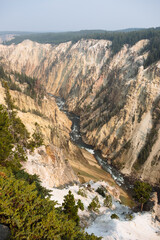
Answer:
xmin=115 ymin=28 xmax=146 ymax=32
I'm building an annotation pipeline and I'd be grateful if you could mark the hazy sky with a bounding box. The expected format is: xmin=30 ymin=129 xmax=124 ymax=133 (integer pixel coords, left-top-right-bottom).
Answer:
xmin=1 ymin=0 xmax=160 ymax=32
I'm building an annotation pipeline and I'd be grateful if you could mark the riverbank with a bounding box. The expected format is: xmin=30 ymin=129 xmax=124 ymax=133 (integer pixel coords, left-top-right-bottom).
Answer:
xmin=73 ymin=147 xmax=134 ymax=207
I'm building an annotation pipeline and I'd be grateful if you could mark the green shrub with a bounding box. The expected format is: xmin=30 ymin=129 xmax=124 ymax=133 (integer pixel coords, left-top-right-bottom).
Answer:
xmin=77 ymin=199 xmax=84 ymax=211
xmin=62 ymin=190 xmax=79 ymax=226
xmin=74 ymin=232 xmax=102 ymax=240
xmin=77 ymin=188 xmax=87 ymax=198
xmin=96 ymin=186 xmax=107 ymax=198
xmin=125 ymin=213 xmax=134 ymax=221
xmin=28 ymin=122 xmax=44 ymax=151
xmin=134 ymin=181 xmax=152 ymax=211
xmin=103 ymin=195 xmax=112 ymax=208
xmin=88 ymin=196 xmax=100 ymax=213
xmin=13 ymin=168 xmax=51 ymax=198
xmin=0 ymin=104 xmax=13 ymax=164
xmin=111 ymin=213 xmax=119 ymax=219
xmin=0 ymin=167 xmax=59 ymax=239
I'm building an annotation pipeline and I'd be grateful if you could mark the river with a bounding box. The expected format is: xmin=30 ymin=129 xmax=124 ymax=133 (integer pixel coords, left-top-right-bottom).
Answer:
xmin=50 ymin=94 xmax=135 ymax=193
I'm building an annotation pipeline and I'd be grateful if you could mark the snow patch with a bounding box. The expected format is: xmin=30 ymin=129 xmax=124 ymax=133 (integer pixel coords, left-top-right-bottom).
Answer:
xmin=48 ymin=181 xmax=160 ymax=240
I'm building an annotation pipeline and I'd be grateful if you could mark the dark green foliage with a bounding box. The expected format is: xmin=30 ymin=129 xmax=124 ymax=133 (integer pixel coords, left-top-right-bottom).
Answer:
xmin=144 ymin=34 xmax=160 ymax=67
xmin=12 ymin=169 xmax=51 ymax=198
xmin=0 ymin=168 xmax=66 ymax=239
xmin=104 ymin=195 xmax=112 ymax=208
xmin=9 ymin=81 xmax=21 ymax=92
xmin=28 ymin=122 xmax=44 ymax=151
xmin=0 ymin=65 xmax=6 ymax=79
xmin=74 ymin=232 xmax=102 ymax=240
xmin=77 ymin=199 xmax=84 ymax=211
xmin=96 ymin=186 xmax=107 ymax=198
xmin=0 ymin=167 xmax=101 ymax=240
xmin=0 ymin=104 xmax=26 ymax=169
xmin=31 ymin=109 xmax=48 ymax=119
xmin=62 ymin=190 xmax=79 ymax=226
xmin=3 ymin=81 xmax=30 ymax=146
xmin=5 ymin=30 xmax=106 ymax=45
xmin=0 ymin=66 xmax=21 ymax=93
xmin=0 ymin=83 xmax=30 ymax=168
xmin=11 ymin=113 xmax=30 ymax=146
xmin=0 ymin=108 xmax=28 ymax=169
xmin=77 ymin=188 xmax=87 ymax=197
xmin=125 ymin=213 xmax=134 ymax=221
xmin=0 ymin=105 xmax=13 ymax=164
xmin=0 ymin=167 xmax=58 ymax=239
xmin=111 ymin=213 xmax=119 ymax=219
xmin=88 ymin=196 xmax=100 ymax=213
xmin=3 ymin=81 xmax=14 ymax=110
xmin=134 ymin=181 xmax=152 ymax=211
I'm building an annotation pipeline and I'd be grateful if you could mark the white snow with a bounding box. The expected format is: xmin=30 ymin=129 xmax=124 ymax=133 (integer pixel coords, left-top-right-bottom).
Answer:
xmin=86 ymin=209 xmax=160 ymax=240
xmin=48 ymin=181 xmax=160 ymax=240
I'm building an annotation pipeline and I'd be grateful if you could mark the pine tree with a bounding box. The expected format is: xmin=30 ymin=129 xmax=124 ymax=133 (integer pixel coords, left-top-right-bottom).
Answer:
xmin=3 ymin=80 xmax=14 ymax=111
xmin=28 ymin=122 xmax=44 ymax=151
xmin=134 ymin=181 xmax=152 ymax=211
xmin=62 ymin=190 xmax=79 ymax=225
xmin=0 ymin=105 xmax=13 ymax=164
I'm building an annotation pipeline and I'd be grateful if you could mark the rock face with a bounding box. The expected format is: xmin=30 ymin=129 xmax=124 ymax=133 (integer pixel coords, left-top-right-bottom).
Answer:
xmin=145 ymin=192 xmax=160 ymax=228
xmin=22 ymin=145 xmax=78 ymax=188
xmin=0 ymin=39 xmax=111 ymax=100
xmin=0 ymin=39 xmax=160 ymax=186
xmin=0 ymin=82 xmax=72 ymax=146
xmin=0 ymin=83 xmax=78 ymax=187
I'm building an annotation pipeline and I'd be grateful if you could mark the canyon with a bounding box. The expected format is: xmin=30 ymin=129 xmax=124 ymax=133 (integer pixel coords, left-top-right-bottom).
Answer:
xmin=0 ymin=38 xmax=160 ymax=187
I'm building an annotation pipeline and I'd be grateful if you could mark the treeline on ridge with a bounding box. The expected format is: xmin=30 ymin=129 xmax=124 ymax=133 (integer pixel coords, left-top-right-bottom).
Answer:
xmin=4 ymin=27 xmax=160 ymax=67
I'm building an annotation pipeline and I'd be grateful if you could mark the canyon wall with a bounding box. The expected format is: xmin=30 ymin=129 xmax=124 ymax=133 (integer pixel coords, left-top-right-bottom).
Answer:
xmin=0 ymin=39 xmax=160 ymax=186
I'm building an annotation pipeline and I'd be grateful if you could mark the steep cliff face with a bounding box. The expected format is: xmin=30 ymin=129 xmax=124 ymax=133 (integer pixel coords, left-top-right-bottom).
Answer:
xmin=0 ymin=39 xmax=160 ymax=186
xmin=0 ymin=39 xmax=111 ymax=100
xmin=0 ymin=82 xmax=79 ymax=187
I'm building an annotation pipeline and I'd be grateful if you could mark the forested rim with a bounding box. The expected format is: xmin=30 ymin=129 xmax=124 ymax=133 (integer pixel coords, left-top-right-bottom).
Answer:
xmin=3 ymin=27 xmax=160 ymax=68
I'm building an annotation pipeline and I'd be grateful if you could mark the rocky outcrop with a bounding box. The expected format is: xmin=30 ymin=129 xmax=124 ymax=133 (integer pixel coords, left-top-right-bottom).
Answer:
xmin=22 ymin=145 xmax=78 ymax=188
xmin=145 ymin=192 xmax=160 ymax=228
xmin=0 ymin=39 xmax=160 ymax=186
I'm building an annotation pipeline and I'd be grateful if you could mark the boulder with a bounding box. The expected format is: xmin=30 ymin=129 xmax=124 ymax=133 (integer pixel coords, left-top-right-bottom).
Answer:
xmin=0 ymin=225 xmax=10 ymax=240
